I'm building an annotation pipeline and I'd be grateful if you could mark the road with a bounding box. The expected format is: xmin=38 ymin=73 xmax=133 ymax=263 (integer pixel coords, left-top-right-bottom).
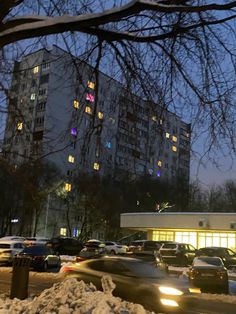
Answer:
xmin=1 ymin=266 xmax=236 ymax=314
xmin=0 ymin=267 xmax=62 ymax=296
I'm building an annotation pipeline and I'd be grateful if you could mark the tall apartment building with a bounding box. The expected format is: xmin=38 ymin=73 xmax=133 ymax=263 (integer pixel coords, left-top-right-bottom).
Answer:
xmin=2 ymin=46 xmax=191 ymax=237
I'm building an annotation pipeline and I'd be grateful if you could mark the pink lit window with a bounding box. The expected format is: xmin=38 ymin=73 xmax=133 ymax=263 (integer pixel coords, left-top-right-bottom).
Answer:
xmin=86 ymin=93 xmax=94 ymax=102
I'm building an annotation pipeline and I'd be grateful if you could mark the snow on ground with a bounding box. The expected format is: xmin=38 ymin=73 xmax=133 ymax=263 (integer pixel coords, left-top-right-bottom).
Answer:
xmin=0 ymin=277 xmax=153 ymax=314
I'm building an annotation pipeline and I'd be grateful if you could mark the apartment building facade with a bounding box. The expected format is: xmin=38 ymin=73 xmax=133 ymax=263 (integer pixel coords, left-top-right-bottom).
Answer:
xmin=2 ymin=46 xmax=191 ymax=237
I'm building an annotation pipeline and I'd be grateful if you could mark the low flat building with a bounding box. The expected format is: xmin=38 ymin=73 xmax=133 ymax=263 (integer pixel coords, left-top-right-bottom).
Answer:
xmin=120 ymin=212 xmax=236 ymax=250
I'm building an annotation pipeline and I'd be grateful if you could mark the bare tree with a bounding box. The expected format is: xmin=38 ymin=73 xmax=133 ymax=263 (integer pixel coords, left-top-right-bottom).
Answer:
xmin=1 ymin=0 xmax=236 ymax=171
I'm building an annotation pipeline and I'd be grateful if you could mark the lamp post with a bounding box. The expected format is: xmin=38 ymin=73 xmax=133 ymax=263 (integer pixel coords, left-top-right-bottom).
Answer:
xmin=44 ymin=193 xmax=51 ymax=237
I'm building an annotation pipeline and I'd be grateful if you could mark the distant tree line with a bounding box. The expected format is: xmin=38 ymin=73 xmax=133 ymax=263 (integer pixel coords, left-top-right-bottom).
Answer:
xmin=1 ymin=157 xmax=236 ymax=240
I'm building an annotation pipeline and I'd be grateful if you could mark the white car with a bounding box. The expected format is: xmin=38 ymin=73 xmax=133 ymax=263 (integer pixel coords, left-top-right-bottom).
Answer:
xmin=24 ymin=237 xmax=49 ymax=246
xmin=104 ymin=241 xmax=128 ymax=255
xmin=0 ymin=240 xmax=25 ymax=264
xmin=0 ymin=236 xmax=25 ymax=241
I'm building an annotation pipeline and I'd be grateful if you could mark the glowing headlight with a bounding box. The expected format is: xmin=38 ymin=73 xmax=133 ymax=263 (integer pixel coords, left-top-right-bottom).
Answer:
xmin=160 ymin=298 xmax=179 ymax=307
xmin=159 ymin=286 xmax=183 ymax=296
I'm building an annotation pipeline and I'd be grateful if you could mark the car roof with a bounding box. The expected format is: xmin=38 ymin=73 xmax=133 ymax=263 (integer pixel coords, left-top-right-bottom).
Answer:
xmin=0 ymin=240 xmax=24 ymax=244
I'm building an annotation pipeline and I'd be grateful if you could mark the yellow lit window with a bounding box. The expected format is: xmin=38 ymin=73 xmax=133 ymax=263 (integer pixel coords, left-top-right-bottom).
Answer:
xmin=88 ymin=81 xmax=95 ymax=89
xmin=166 ymin=132 xmax=170 ymax=138
xmin=17 ymin=122 xmax=23 ymax=130
xmin=33 ymin=66 xmax=39 ymax=74
xmin=85 ymin=106 xmax=92 ymax=114
xmin=157 ymin=160 xmax=162 ymax=167
xmin=60 ymin=228 xmax=67 ymax=236
xmin=30 ymin=93 xmax=36 ymax=100
xmin=73 ymin=100 xmax=79 ymax=109
xmin=172 ymin=146 xmax=177 ymax=152
xmin=172 ymin=135 xmax=177 ymax=142
xmin=68 ymin=155 xmax=75 ymax=163
xmin=65 ymin=183 xmax=72 ymax=192
xmin=152 ymin=116 xmax=158 ymax=122
xmin=98 ymin=112 xmax=103 ymax=119
xmin=93 ymin=162 xmax=100 ymax=171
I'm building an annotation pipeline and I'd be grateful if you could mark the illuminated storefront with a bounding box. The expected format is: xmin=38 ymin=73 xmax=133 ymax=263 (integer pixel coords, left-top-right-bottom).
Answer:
xmin=120 ymin=212 xmax=236 ymax=250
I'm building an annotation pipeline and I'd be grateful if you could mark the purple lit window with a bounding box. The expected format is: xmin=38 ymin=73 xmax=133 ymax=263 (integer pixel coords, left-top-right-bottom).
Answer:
xmin=71 ymin=128 xmax=77 ymax=136
xmin=157 ymin=171 xmax=161 ymax=177
xmin=86 ymin=93 xmax=94 ymax=102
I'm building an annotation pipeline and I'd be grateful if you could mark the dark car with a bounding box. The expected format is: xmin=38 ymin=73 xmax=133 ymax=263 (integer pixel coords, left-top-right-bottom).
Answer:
xmin=60 ymin=256 xmax=196 ymax=313
xmin=189 ymin=256 xmax=228 ymax=293
xmin=18 ymin=245 xmax=61 ymax=271
xmin=159 ymin=243 xmax=197 ymax=266
xmin=197 ymin=247 xmax=236 ymax=269
xmin=128 ymin=240 xmax=170 ymax=254
xmin=47 ymin=237 xmax=83 ymax=255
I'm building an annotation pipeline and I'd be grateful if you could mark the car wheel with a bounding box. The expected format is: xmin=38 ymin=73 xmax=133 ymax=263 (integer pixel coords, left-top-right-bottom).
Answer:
xmin=110 ymin=250 xmax=116 ymax=255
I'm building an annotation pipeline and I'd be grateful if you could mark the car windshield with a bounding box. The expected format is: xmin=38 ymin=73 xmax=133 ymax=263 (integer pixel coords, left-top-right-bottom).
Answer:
xmin=125 ymin=260 xmax=166 ymax=279
xmin=162 ymin=244 xmax=177 ymax=249
xmin=193 ymin=257 xmax=223 ymax=267
xmin=22 ymin=246 xmax=49 ymax=254
xmin=0 ymin=244 xmax=10 ymax=248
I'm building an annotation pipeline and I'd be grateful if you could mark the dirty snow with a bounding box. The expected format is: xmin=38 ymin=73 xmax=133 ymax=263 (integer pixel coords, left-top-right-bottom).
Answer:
xmin=0 ymin=276 xmax=153 ymax=314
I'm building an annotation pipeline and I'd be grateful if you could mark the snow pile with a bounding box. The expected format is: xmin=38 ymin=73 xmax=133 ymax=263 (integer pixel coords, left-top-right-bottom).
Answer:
xmin=0 ymin=276 xmax=153 ymax=314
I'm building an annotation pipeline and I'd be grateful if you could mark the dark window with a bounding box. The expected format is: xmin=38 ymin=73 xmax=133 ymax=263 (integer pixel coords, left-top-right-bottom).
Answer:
xmin=40 ymin=74 xmax=49 ymax=85
xmin=33 ymin=131 xmax=43 ymax=141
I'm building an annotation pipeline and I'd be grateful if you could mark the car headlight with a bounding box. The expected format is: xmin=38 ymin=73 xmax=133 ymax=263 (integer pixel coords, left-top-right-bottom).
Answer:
xmin=160 ymin=298 xmax=179 ymax=307
xmin=159 ymin=286 xmax=184 ymax=296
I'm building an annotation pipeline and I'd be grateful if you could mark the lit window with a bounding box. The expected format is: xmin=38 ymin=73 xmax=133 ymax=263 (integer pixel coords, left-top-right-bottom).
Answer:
xmin=85 ymin=106 xmax=92 ymax=115
xmin=68 ymin=155 xmax=75 ymax=163
xmin=65 ymin=183 xmax=72 ymax=192
xmin=172 ymin=146 xmax=177 ymax=152
xmin=88 ymin=81 xmax=95 ymax=89
xmin=166 ymin=132 xmax=170 ymax=138
xmin=105 ymin=141 xmax=112 ymax=149
xmin=86 ymin=93 xmax=94 ymax=102
xmin=17 ymin=122 xmax=23 ymax=130
xmin=98 ymin=111 xmax=103 ymax=119
xmin=172 ymin=135 xmax=177 ymax=142
xmin=159 ymin=119 xmax=163 ymax=125
xmin=73 ymin=100 xmax=79 ymax=109
xmin=152 ymin=116 xmax=158 ymax=122
xmin=30 ymin=93 xmax=36 ymax=100
xmin=60 ymin=228 xmax=67 ymax=236
xmin=71 ymin=128 xmax=77 ymax=136
xmin=157 ymin=160 xmax=162 ymax=167
xmin=33 ymin=66 xmax=39 ymax=74
xmin=157 ymin=170 xmax=161 ymax=177
xmin=93 ymin=162 xmax=100 ymax=171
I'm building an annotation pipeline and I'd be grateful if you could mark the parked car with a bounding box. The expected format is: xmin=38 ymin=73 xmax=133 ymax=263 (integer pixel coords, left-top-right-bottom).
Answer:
xmin=18 ymin=245 xmax=61 ymax=271
xmin=47 ymin=237 xmax=83 ymax=255
xmin=128 ymin=240 xmax=169 ymax=254
xmin=189 ymin=256 xmax=228 ymax=293
xmin=0 ymin=236 xmax=25 ymax=241
xmin=196 ymin=247 xmax=236 ymax=269
xmin=159 ymin=243 xmax=197 ymax=266
xmin=104 ymin=241 xmax=128 ymax=255
xmin=76 ymin=239 xmax=106 ymax=262
xmin=0 ymin=240 xmax=25 ymax=264
xmin=24 ymin=237 xmax=50 ymax=247
xmin=60 ymin=255 xmax=196 ymax=313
